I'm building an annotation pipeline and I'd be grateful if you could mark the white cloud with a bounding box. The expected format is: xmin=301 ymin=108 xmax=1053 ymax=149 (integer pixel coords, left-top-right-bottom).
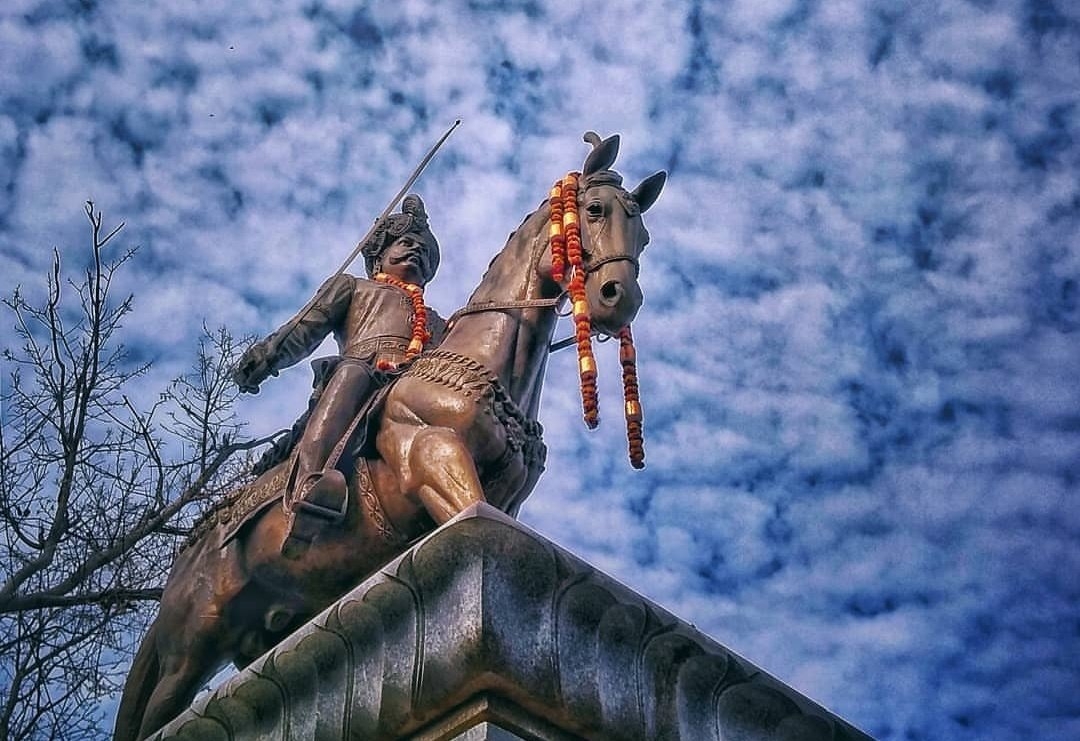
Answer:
xmin=727 ymin=0 xmax=799 ymax=30
xmin=2 ymin=1 xmax=1078 ymax=738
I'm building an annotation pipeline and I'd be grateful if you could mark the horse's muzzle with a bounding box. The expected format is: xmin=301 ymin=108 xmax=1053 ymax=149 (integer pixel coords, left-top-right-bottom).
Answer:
xmin=588 ymin=267 xmax=643 ymax=335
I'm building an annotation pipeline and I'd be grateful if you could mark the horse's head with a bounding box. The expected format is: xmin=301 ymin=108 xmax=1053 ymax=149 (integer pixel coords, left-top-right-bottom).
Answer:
xmin=572 ymin=132 xmax=666 ymax=335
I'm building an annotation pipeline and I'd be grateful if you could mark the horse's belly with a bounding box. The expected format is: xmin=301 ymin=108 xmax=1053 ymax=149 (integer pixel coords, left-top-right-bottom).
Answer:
xmin=242 ymin=506 xmax=392 ymax=605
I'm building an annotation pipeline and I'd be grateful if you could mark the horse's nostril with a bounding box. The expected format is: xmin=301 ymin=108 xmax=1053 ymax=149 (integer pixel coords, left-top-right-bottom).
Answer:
xmin=600 ymin=280 xmax=623 ymax=306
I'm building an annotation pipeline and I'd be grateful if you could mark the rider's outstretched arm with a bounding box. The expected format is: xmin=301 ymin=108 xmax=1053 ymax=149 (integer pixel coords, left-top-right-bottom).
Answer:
xmin=234 ymin=274 xmax=353 ymax=392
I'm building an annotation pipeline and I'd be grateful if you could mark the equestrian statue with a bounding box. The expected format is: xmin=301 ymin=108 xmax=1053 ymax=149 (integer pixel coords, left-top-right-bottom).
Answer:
xmin=113 ymin=131 xmax=666 ymax=741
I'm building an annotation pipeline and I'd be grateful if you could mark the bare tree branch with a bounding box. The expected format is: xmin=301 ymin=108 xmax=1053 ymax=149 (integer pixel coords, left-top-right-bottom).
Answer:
xmin=1 ymin=588 xmax=163 ymax=612
xmin=0 ymin=203 xmax=265 ymax=739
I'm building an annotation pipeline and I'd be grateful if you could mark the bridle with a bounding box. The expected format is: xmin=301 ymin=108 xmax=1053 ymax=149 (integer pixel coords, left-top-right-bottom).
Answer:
xmin=442 ymin=172 xmax=648 ymax=469
xmin=584 ymin=252 xmax=640 ymax=277
xmin=445 ymin=192 xmax=641 ymax=327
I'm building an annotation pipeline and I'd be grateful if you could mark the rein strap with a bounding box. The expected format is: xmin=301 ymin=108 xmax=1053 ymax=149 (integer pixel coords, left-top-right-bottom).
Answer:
xmin=446 ymin=296 xmax=564 ymax=327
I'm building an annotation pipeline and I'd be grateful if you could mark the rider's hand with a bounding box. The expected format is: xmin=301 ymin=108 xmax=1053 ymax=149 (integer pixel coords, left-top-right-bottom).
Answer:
xmin=233 ymin=342 xmax=277 ymax=394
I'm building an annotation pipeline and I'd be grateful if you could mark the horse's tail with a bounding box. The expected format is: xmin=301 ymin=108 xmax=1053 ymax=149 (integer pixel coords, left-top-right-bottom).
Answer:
xmin=112 ymin=617 xmax=161 ymax=741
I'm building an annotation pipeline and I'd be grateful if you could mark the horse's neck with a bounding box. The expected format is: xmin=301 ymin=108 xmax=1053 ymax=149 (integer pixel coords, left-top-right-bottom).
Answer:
xmin=441 ymin=203 xmax=558 ymax=410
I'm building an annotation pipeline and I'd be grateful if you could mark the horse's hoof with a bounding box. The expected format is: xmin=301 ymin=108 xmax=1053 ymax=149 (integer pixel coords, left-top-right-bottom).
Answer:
xmin=241 ymin=630 xmax=262 ymax=654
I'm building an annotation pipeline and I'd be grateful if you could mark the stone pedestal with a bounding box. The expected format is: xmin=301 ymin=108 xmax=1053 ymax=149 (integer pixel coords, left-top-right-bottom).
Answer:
xmin=150 ymin=503 xmax=872 ymax=741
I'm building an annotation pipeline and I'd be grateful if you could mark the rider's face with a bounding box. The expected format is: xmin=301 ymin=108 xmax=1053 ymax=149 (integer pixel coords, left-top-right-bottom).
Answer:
xmin=380 ymin=233 xmax=430 ymax=285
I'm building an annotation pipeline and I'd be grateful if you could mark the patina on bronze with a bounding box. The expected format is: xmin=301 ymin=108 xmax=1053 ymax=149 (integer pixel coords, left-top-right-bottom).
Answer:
xmin=112 ymin=132 xmax=665 ymax=741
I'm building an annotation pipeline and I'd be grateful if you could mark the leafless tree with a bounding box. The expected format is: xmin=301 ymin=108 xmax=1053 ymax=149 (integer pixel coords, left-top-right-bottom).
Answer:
xmin=0 ymin=203 xmax=271 ymax=740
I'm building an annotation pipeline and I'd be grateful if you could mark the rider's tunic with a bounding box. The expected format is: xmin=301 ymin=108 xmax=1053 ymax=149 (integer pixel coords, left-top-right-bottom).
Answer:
xmin=264 ymin=273 xmax=446 ymax=371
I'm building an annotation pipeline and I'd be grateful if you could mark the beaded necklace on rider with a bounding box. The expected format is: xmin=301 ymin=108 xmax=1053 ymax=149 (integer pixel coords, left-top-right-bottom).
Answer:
xmin=549 ymin=173 xmax=646 ymax=469
xmin=373 ymin=272 xmax=430 ymax=370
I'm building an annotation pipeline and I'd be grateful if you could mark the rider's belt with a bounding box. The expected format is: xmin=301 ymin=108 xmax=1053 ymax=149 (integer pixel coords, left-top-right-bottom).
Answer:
xmin=344 ymin=336 xmax=411 ymax=366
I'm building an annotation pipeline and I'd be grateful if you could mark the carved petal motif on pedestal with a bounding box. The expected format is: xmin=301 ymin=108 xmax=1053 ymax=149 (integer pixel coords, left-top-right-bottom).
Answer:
xmin=151 ymin=504 xmax=871 ymax=741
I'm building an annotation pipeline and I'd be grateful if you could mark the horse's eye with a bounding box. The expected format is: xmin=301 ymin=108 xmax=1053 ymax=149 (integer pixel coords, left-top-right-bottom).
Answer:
xmin=586 ymin=201 xmax=604 ymax=219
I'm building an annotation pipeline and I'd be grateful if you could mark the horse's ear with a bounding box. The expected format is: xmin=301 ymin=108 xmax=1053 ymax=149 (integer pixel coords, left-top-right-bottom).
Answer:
xmin=632 ymin=170 xmax=667 ymax=213
xmin=582 ymin=133 xmax=620 ymax=176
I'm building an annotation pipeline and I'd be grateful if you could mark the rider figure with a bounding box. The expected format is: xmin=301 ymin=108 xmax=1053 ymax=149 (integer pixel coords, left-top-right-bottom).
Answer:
xmin=233 ymin=195 xmax=445 ymax=555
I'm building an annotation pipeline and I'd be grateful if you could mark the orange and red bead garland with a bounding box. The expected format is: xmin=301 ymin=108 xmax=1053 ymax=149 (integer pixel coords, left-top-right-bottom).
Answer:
xmin=550 ymin=172 xmax=599 ymax=429
xmin=549 ymin=173 xmax=646 ymax=466
xmin=619 ymin=326 xmax=645 ymax=469
xmin=549 ymin=180 xmax=567 ymax=284
xmin=374 ymin=272 xmax=430 ymax=370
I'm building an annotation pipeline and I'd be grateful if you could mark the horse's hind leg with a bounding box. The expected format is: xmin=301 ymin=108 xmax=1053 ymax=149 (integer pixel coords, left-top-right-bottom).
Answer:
xmin=131 ymin=561 xmax=232 ymax=738
xmin=112 ymin=619 xmax=161 ymax=741
xmin=400 ymin=425 xmax=485 ymax=524
xmin=135 ymin=643 xmax=216 ymax=739
xmin=113 ymin=613 xmax=218 ymax=741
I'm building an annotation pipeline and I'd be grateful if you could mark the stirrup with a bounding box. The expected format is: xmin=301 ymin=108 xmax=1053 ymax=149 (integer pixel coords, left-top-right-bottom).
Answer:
xmin=292 ymin=469 xmax=348 ymax=521
xmin=281 ymin=469 xmax=348 ymax=560
xmin=293 ymin=496 xmax=348 ymax=521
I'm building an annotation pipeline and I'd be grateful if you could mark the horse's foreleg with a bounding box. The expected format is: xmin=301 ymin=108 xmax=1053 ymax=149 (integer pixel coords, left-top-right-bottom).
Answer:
xmin=404 ymin=426 xmax=485 ymax=524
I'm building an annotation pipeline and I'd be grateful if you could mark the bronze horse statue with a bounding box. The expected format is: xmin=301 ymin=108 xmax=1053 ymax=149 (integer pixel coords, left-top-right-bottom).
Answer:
xmin=113 ymin=133 xmax=665 ymax=741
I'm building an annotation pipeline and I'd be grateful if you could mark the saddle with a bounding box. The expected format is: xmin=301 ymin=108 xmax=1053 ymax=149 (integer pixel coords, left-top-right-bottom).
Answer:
xmin=219 ymin=357 xmax=399 ymax=546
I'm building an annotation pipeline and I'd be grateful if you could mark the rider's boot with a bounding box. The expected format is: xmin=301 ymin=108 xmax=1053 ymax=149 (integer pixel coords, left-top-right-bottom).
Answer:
xmin=281 ymin=362 xmax=372 ymax=559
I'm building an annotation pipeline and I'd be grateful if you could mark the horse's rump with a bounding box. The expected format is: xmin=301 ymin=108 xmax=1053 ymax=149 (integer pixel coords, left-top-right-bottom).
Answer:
xmin=182 ymin=465 xmax=288 ymax=552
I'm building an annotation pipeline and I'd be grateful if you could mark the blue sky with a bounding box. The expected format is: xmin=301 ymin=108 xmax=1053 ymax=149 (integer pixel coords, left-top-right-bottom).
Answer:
xmin=2 ymin=1 xmax=1079 ymax=738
